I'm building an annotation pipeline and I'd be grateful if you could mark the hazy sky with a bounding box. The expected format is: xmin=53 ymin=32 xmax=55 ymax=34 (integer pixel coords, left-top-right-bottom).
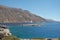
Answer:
xmin=0 ymin=0 xmax=60 ymax=21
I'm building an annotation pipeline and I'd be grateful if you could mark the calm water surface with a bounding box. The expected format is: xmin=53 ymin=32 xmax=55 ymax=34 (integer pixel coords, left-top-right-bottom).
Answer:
xmin=1 ymin=22 xmax=60 ymax=38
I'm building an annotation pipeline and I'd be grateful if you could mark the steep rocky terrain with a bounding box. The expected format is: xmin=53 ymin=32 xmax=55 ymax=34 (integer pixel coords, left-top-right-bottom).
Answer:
xmin=0 ymin=5 xmax=45 ymax=23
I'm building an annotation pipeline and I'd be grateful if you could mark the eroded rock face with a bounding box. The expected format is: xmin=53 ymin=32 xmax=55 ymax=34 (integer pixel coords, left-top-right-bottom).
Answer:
xmin=0 ymin=5 xmax=46 ymax=23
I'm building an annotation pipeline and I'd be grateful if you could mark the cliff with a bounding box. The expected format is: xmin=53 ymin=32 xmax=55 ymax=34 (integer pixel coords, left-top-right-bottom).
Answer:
xmin=0 ymin=5 xmax=45 ymax=23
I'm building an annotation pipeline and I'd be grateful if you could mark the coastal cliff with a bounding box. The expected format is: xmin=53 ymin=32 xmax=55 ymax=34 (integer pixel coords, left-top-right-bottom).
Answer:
xmin=0 ymin=5 xmax=45 ymax=23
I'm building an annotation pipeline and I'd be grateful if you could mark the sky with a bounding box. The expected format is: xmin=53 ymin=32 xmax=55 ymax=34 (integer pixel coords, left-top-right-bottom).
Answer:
xmin=0 ymin=0 xmax=60 ymax=21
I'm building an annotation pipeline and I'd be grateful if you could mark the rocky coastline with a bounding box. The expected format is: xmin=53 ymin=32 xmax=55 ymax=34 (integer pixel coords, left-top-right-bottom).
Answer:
xmin=0 ymin=25 xmax=19 ymax=40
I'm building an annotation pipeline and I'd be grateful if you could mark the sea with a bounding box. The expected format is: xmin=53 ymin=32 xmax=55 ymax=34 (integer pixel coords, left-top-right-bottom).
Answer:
xmin=0 ymin=22 xmax=60 ymax=38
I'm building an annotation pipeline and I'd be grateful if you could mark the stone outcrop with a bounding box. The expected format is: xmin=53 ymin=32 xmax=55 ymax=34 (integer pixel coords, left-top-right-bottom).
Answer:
xmin=0 ymin=25 xmax=11 ymax=36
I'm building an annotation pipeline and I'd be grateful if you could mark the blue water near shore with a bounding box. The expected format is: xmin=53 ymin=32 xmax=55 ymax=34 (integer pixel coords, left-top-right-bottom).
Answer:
xmin=1 ymin=22 xmax=60 ymax=38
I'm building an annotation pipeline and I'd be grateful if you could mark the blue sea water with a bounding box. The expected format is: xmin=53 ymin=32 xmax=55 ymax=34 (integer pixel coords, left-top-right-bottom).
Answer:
xmin=0 ymin=22 xmax=60 ymax=38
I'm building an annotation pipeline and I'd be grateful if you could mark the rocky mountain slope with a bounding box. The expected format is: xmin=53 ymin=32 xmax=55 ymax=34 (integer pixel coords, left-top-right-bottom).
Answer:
xmin=0 ymin=5 xmax=45 ymax=23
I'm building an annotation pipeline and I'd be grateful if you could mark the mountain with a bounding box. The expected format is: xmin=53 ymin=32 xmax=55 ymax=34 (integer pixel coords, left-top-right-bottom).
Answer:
xmin=0 ymin=5 xmax=46 ymax=23
xmin=46 ymin=19 xmax=54 ymax=22
xmin=46 ymin=19 xmax=57 ymax=22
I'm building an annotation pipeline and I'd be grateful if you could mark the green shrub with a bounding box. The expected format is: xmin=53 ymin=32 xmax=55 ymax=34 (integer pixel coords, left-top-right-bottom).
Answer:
xmin=2 ymin=36 xmax=20 ymax=40
xmin=59 ymin=38 xmax=60 ymax=40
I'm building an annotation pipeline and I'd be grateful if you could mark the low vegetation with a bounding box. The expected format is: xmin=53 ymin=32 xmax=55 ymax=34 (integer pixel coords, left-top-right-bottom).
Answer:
xmin=0 ymin=35 xmax=20 ymax=40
